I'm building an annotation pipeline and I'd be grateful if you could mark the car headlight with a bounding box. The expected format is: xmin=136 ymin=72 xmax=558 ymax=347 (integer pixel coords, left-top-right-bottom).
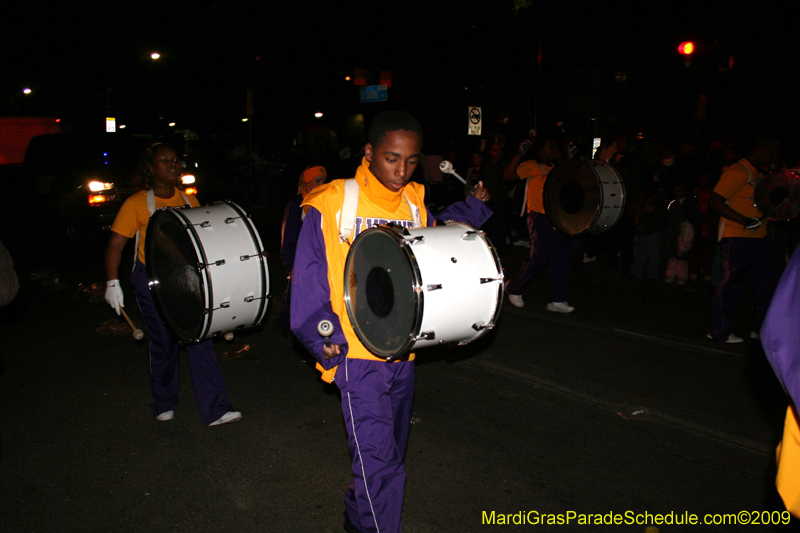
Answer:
xmin=88 ymin=181 xmax=114 ymax=192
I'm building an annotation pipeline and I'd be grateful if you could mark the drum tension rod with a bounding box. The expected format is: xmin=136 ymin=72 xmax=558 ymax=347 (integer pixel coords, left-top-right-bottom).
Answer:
xmin=413 ymin=331 xmax=436 ymax=341
xmin=402 ymin=236 xmax=424 ymax=246
xmin=426 ymin=284 xmax=443 ymax=291
xmin=472 ymin=322 xmax=495 ymax=331
xmin=239 ymin=252 xmax=265 ymax=261
xmin=480 ymin=277 xmax=502 ymax=284
xmin=461 ymin=230 xmax=484 ymax=240
xmin=198 ymin=259 xmax=227 ymax=268
xmin=224 ymin=217 xmax=243 ymax=224
xmin=244 ymin=295 xmax=270 ymax=303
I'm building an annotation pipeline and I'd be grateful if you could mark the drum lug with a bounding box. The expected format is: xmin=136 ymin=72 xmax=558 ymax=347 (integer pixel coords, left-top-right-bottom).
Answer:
xmin=239 ymin=251 xmax=266 ymax=261
xmin=461 ymin=230 xmax=484 ymax=240
xmin=480 ymin=277 xmax=501 ymax=284
xmin=403 ymin=235 xmax=425 ymax=246
xmin=224 ymin=216 xmax=243 ymax=224
xmin=198 ymin=259 xmax=226 ymax=268
xmin=426 ymin=284 xmax=442 ymax=291
xmin=413 ymin=331 xmax=435 ymax=341
xmin=472 ymin=321 xmax=495 ymax=331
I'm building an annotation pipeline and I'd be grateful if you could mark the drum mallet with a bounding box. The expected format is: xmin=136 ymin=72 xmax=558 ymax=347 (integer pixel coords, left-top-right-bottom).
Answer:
xmin=760 ymin=197 xmax=790 ymax=220
xmin=318 ymin=320 xmax=333 ymax=348
xmin=119 ymin=307 xmax=144 ymax=340
xmin=439 ymin=160 xmax=476 ymax=194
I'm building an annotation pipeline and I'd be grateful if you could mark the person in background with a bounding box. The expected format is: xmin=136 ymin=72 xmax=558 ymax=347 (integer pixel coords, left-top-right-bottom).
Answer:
xmin=504 ymin=134 xmax=575 ymax=313
xmin=707 ymin=137 xmax=780 ymax=344
xmin=274 ymin=165 xmax=328 ymax=335
xmin=104 ymin=142 xmax=241 ymax=426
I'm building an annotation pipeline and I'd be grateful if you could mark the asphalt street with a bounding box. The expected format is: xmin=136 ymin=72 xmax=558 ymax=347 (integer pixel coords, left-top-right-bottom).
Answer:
xmin=1 ymin=224 xmax=797 ymax=532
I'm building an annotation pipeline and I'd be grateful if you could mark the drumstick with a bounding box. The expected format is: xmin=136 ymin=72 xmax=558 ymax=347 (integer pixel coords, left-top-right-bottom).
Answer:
xmin=439 ymin=160 xmax=477 ymax=193
xmin=318 ymin=320 xmax=333 ymax=348
xmin=761 ymin=197 xmax=790 ymax=220
xmin=120 ymin=307 xmax=144 ymax=340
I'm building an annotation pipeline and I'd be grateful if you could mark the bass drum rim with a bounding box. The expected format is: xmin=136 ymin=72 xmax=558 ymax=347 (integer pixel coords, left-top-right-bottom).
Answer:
xmin=145 ymin=205 xmax=210 ymax=344
xmin=343 ymin=225 xmax=424 ymax=360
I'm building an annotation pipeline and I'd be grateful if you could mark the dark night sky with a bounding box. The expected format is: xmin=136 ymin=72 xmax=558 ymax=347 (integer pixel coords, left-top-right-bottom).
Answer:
xmin=3 ymin=0 xmax=799 ymax=148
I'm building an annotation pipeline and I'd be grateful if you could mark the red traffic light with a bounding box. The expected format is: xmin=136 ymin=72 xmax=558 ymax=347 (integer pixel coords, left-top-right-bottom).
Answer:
xmin=678 ymin=41 xmax=695 ymax=56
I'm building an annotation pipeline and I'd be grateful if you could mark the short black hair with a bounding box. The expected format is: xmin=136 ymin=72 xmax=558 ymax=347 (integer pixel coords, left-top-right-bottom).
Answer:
xmin=368 ymin=111 xmax=423 ymax=148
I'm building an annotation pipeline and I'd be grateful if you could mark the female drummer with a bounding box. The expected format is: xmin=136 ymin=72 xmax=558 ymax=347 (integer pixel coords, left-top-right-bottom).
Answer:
xmin=104 ymin=142 xmax=242 ymax=427
xmin=274 ymin=165 xmax=327 ymax=334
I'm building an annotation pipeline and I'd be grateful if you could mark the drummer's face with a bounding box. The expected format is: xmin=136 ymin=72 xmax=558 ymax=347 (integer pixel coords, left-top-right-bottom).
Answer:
xmin=151 ymin=147 xmax=182 ymax=187
xmin=365 ymin=129 xmax=422 ymax=193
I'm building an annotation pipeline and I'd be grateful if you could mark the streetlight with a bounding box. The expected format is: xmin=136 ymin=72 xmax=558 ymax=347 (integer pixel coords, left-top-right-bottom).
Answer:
xmin=22 ymin=88 xmax=32 ymax=95
xmin=314 ymin=112 xmax=323 ymax=118
xmin=151 ymin=52 xmax=161 ymax=60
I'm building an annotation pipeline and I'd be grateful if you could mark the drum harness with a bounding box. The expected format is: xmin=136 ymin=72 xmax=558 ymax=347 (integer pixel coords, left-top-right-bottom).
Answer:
xmin=335 ymin=179 xmax=422 ymax=245
xmin=132 ymin=188 xmax=191 ymax=271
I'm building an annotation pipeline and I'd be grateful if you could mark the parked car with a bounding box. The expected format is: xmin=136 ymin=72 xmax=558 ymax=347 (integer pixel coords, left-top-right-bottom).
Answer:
xmin=21 ymin=133 xmax=198 ymax=249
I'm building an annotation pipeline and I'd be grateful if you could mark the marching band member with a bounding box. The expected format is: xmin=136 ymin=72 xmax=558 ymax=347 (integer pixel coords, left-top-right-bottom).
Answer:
xmin=104 ymin=142 xmax=241 ymax=427
xmin=290 ymin=111 xmax=491 ymax=533
xmin=275 ymin=164 xmax=328 ymax=334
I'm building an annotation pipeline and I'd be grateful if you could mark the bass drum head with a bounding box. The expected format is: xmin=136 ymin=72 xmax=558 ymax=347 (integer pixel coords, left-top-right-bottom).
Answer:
xmin=145 ymin=209 xmax=207 ymax=343
xmin=344 ymin=227 xmax=421 ymax=359
xmin=544 ymin=160 xmax=602 ymax=235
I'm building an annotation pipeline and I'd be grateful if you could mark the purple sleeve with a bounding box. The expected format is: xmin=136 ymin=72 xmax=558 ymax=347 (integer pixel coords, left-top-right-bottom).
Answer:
xmin=289 ymin=207 xmax=348 ymax=368
xmin=281 ymin=195 xmax=303 ymax=272
xmin=761 ymin=244 xmax=800 ymax=407
xmin=433 ymin=194 xmax=493 ymax=228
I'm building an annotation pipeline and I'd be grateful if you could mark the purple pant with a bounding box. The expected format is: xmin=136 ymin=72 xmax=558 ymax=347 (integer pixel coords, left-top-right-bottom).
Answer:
xmin=131 ymin=261 xmax=235 ymax=425
xmin=336 ymin=357 xmax=415 ymax=533
xmin=507 ymin=211 xmax=571 ymax=303
xmin=709 ymin=237 xmax=779 ymax=340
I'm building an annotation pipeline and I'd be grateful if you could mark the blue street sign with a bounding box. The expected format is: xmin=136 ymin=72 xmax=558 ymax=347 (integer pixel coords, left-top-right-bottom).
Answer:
xmin=360 ymin=84 xmax=388 ymax=103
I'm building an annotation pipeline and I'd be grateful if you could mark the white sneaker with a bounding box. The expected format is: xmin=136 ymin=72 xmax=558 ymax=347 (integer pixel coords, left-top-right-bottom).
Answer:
xmin=508 ymin=293 xmax=524 ymax=308
xmin=209 ymin=411 xmax=242 ymax=426
xmin=156 ymin=410 xmax=174 ymax=421
xmin=706 ymin=333 xmax=744 ymax=344
xmin=513 ymin=239 xmax=530 ymax=248
xmin=750 ymin=331 xmax=760 ymax=340
xmin=546 ymin=301 xmax=575 ymax=313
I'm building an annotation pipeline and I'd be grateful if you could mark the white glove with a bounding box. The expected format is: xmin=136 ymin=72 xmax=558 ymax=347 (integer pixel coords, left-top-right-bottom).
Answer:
xmin=105 ymin=279 xmax=124 ymax=315
xmin=744 ymin=217 xmax=763 ymax=231
xmin=518 ymin=140 xmax=532 ymax=156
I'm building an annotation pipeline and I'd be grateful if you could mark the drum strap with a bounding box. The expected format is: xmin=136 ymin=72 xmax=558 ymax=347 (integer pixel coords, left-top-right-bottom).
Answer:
xmin=132 ymin=189 xmax=191 ymax=271
xmin=336 ymin=179 xmax=421 ymax=243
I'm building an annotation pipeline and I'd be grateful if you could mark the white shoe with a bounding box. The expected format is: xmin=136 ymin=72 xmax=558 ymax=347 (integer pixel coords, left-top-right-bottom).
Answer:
xmin=513 ymin=239 xmax=530 ymax=248
xmin=546 ymin=301 xmax=575 ymax=313
xmin=750 ymin=331 xmax=760 ymax=340
xmin=706 ymin=333 xmax=744 ymax=344
xmin=209 ymin=411 xmax=242 ymax=426
xmin=508 ymin=293 xmax=524 ymax=308
xmin=156 ymin=410 xmax=174 ymax=421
